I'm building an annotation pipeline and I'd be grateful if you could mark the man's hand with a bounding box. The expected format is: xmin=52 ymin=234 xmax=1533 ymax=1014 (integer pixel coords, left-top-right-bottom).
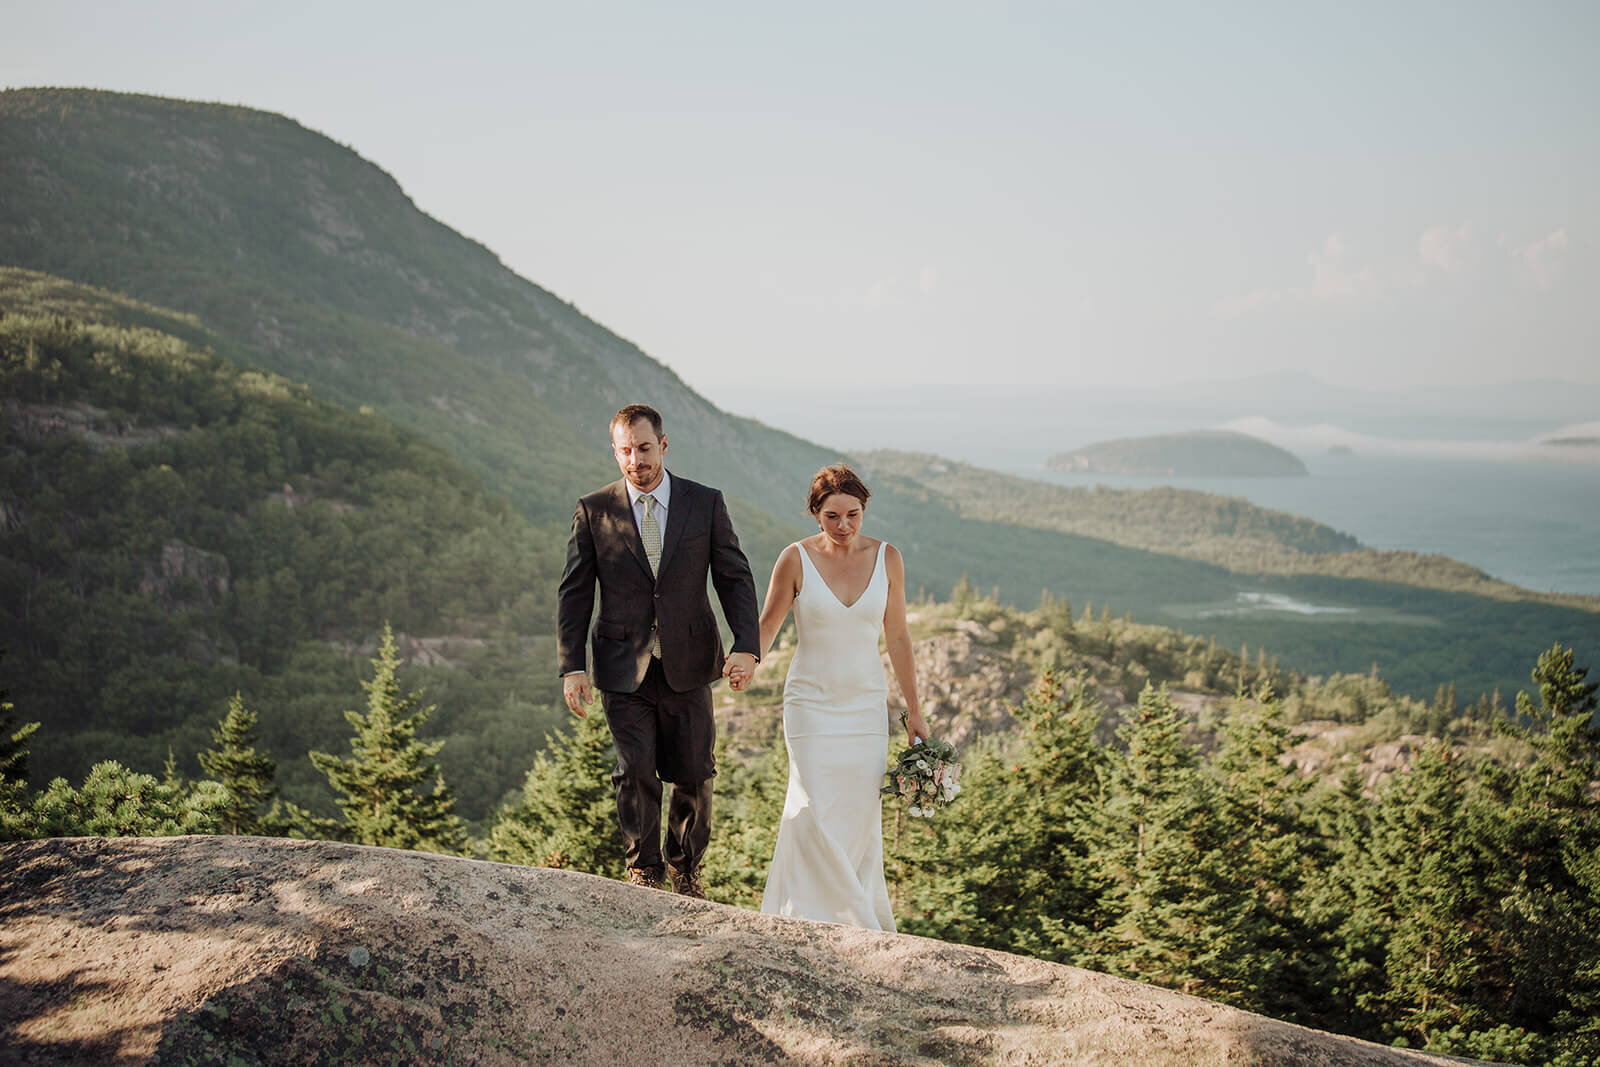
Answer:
xmin=563 ymin=672 xmax=594 ymax=718
xmin=722 ymin=652 xmax=757 ymax=692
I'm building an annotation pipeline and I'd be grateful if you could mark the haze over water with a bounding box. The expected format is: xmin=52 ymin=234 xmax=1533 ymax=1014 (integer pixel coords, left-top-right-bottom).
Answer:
xmin=717 ymin=378 xmax=1600 ymax=596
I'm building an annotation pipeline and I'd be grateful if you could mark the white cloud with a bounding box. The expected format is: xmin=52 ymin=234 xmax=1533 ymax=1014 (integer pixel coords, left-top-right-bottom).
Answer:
xmin=1218 ymin=233 xmax=1378 ymax=320
xmin=1515 ymin=227 xmax=1568 ymax=287
xmin=1308 ymin=233 xmax=1375 ymax=303
xmin=1418 ymin=223 xmax=1477 ymax=272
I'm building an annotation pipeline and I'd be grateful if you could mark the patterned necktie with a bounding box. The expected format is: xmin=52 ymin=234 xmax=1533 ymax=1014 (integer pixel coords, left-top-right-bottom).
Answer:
xmin=641 ymin=493 xmax=662 ymax=656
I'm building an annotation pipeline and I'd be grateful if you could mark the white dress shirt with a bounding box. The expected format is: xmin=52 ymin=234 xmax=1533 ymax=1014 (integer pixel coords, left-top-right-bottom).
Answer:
xmin=626 ymin=469 xmax=671 ymax=538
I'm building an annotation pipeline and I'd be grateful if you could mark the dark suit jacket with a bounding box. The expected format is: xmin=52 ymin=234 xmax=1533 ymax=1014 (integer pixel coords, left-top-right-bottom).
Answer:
xmin=557 ymin=474 xmax=760 ymax=694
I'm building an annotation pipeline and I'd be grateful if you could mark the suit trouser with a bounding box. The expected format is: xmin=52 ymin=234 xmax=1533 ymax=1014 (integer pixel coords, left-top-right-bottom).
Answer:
xmin=602 ymin=657 xmax=715 ymax=875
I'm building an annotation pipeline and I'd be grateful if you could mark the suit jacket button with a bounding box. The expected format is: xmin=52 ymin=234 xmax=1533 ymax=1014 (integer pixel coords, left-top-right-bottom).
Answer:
xmin=653 ymin=593 xmax=661 ymax=599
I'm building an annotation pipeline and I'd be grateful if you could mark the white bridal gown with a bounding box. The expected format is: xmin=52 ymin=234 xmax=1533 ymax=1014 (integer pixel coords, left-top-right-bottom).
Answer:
xmin=761 ymin=539 xmax=896 ymax=931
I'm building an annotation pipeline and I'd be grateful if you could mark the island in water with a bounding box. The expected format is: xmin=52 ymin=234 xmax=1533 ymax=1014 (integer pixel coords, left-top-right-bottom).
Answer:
xmin=1046 ymin=429 xmax=1309 ymax=477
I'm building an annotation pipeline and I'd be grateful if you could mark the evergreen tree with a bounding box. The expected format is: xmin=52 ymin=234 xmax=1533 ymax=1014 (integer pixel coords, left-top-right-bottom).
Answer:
xmin=488 ymin=708 xmax=623 ymax=878
xmin=1308 ymin=770 xmax=1389 ymax=1039
xmin=1088 ymin=683 xmax=1222 ymax=994
xmin=30 ymin=760 xmax=229 ymax=837
xmin=702 ymin=734 xmax=789 ymax=908
xmin=1363 ymin=743 xmax=1498 ymax=1047
xmin=308 ymin=625 xmax=468 ymax=854
xmin=1466 ymin=644 xmax=1600 ymax=1061
xmin=1199 ymin=686 xmax=1330 ymax=1018
xmin=0 ymin=650 xmax=39 ymax=785
xmin=0 ymin=652 xmax=41 ymax=840
xmin=888 ymin=672 xmax=1109 ymax=960
xmin=951 ymin=572 xmax=978 ymax=613
xmin=1503 ymin=643 xmax=1600 ymax=817
xmin=1036 ymin=588 xmax=1073 ymax=633
xmin=199 ymin=692 xmax=281 ymax=836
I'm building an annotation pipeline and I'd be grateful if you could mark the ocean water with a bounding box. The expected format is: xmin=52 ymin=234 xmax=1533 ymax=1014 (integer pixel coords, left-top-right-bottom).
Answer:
xmin=707 ymin=382 xmax=1600 ymax=597
xmin=1023 ymin=455 xmax=1600 ymax=596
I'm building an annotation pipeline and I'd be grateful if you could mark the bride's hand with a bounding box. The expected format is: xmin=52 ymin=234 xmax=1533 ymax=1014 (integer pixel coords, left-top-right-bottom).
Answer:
xmin=905 ymin=708 xmax=931 ymax=747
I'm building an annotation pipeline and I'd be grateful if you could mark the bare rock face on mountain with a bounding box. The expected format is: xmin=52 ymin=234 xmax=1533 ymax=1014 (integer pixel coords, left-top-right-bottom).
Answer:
xmin=1 ymin=836 xmax=1476 ymax=1066
xmin=886 ymin=622 xmax=1036 ymax=749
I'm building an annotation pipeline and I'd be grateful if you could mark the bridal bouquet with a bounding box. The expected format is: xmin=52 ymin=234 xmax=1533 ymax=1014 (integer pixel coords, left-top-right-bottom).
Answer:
xmin=882 ymin=735 xmax=963 ymax=818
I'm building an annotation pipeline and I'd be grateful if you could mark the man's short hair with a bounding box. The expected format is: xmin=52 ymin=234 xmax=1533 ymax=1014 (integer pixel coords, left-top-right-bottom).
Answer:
xmin=611 ymin=404 xmax=664 ymax=439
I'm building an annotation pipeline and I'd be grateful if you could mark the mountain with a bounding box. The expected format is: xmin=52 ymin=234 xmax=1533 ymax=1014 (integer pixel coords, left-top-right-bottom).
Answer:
xmin=1046 ymin=430 xmax=1309 ymax=477
xmin=0 ymin=87 xmax=829 ymax=547
xmin=0 ymin=268 xmax=571 ymax=819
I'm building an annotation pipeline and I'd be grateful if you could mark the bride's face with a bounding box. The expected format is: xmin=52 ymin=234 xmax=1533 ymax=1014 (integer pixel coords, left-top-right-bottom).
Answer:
xmin=815 ymin=493 xmax=865 ymax=546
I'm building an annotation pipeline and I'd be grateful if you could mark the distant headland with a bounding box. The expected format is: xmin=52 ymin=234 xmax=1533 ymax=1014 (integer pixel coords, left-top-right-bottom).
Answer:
xmin=1046 ymin=430 xmax=1309 ymax=477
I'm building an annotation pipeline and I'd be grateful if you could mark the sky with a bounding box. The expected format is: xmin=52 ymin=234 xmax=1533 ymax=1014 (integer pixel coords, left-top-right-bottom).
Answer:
xmin=6 ymin=1 xmax=1598 ymax=401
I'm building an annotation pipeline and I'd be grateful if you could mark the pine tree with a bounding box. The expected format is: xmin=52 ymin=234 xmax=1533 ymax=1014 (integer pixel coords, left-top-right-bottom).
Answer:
xmin=951 ymin=572 xmax=978 ymax=612
xmin=887 ymin=672 xmax=1109 ymax=960
xmin=308 ymin=625 xmax=468 ymax=854
xmin=1504 ymin=643 xmax=1600 ymax=816
xmin=488 ymin=708 xmax=623 ymax=878
xmin=1364 ymin=743 xmax=1498 ymax=1048
xmin=30 ymin=761 xmax=230 ymax=838
xmin=1309 ymin=770 xmax=1389 ymax=1039
xmin=199 ymin=692 xmax=281 ymax=836
xmin=1036 ymin=588 xmax=1073 ymax=633
xmin=701 ymin=734 xmax=789 ymax=907
xmin=1088 ymin=683 xmax=1221 ymax=994
xmin=0 ymin=652 xmax=39 ymax=786
xmin=1200 ymin=686 xmax=1330 ymax=1018
xmin=0 ymin=652 xmax=41 ymax=840
xmin=1467 ymin=644 xmax=1600 ymax=1060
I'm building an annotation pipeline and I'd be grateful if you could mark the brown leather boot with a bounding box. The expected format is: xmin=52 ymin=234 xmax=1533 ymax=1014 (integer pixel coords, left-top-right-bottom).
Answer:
xmin=668 ymin=865 xmax=706 ymax=899
xmin=626 ymin=867 xmax=665 ymax=890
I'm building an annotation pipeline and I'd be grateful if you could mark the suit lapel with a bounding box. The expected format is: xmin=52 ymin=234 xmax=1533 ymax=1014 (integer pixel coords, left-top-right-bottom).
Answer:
xmin=609 ymin=481 xmax=653 ymax=579
xmin=657 ymin=474 xmax=692 ymax=577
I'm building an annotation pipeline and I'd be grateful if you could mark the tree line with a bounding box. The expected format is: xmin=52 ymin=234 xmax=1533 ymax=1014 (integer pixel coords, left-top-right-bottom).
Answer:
xmin=3 ymin=628 xmax=1596 ymax=1064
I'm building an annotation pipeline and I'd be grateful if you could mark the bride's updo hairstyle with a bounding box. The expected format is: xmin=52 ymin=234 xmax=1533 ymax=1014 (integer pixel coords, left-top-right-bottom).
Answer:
xmin=807 ymin=463 xmax=872 ymax=515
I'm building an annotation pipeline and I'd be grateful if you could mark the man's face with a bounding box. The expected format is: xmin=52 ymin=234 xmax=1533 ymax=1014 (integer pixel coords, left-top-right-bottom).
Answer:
xmin=612 ymin=418 xmax=667 ymax=491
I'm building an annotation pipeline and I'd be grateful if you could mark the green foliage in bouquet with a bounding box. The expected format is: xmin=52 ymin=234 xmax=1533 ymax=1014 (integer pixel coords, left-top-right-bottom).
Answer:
xmin=882 ymin=733 xmax=963 ymax=817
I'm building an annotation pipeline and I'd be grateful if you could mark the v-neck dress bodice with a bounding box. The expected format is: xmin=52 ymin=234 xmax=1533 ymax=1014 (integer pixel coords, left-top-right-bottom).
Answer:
xmin=761 ymin=540 xmax=895 ymax=931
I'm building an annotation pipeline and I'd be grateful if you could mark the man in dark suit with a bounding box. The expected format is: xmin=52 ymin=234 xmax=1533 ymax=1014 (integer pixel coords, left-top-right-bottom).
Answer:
xmin=558 ymin=404 xmax=760 ymax=896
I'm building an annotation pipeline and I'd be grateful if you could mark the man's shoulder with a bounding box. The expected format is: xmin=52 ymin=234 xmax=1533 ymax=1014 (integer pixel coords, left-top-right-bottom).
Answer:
xmin=577 ymin=480 xmax=626 ymax=509
xmin=666 ymin=474 xmax=721 ymax=501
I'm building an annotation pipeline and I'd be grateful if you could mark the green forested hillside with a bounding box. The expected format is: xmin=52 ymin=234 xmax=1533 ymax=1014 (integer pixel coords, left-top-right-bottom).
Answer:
xmin=0 ymin=270 xmax=568 ymax=819
xmin=863 ymin=449 xmax=1358 ymax=560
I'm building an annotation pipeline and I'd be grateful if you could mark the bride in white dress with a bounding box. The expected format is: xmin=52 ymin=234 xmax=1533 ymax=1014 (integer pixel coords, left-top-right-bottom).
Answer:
xmin=734 ymin=464 xmax=928 ymax=930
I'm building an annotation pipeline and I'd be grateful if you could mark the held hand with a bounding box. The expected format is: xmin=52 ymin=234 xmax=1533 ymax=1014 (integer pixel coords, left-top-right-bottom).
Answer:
xmin=563 ymin=673 xmax=594 ymax=718
xmin=723 ymin=652 xmax=758 ymax=692
xmin=905 ymin=708 xmax=931 ymax=748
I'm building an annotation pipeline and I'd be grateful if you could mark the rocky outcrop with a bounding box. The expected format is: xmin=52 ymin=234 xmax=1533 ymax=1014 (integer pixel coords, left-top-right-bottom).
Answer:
xmin=137 ymin=538 xmax=230 ymax=610
xmin=0 ymin=836 xmax=1477 ymax=1065
xmin=885 ymin=621 xmax=1035 ymax=749
xmin=5 ymin=399 xmax=179 ymax=449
